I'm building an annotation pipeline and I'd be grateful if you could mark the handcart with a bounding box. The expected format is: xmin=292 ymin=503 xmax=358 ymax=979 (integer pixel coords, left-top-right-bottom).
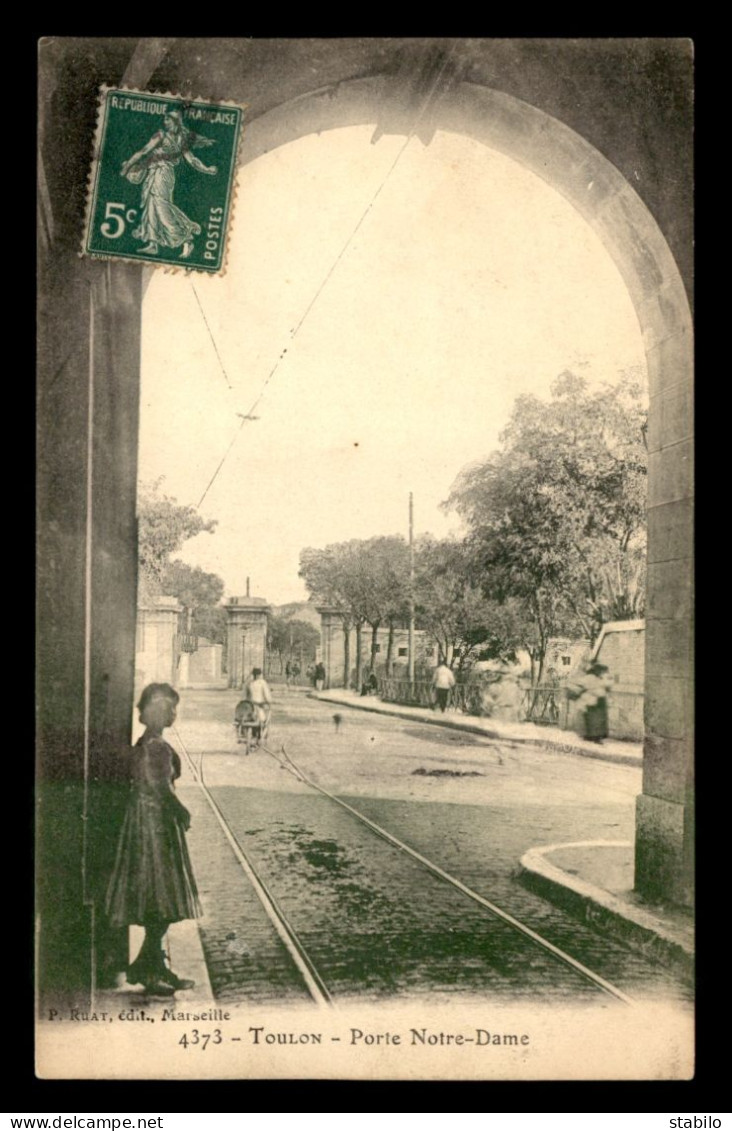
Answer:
xmin=233 ymin=699 xmax=271 ymax=754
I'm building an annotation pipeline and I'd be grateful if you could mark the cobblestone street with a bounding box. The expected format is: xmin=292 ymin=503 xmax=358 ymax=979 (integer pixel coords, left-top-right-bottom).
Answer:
xmin=174 ymin=689 xmax=691 ymax=1006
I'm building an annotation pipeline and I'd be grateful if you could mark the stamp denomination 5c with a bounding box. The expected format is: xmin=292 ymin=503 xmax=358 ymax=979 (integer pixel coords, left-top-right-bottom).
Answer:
xmin=82 ymin=87 xmax=243 ymax=272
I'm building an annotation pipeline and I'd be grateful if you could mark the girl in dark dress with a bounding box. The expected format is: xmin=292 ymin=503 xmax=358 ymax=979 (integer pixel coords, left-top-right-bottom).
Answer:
xmin=106 ymin=683 xmax=202 ymax=995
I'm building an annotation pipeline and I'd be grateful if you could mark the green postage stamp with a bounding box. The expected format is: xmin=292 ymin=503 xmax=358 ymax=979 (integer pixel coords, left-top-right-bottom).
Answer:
xmin=82 ymin=87 xmax=243 ymax=272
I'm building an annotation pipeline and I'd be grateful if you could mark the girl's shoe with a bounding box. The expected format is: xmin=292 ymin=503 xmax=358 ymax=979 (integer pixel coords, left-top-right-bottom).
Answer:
xmin=143 ymin=978 xmax=176 ymax=997
xmin=154 ymin=950 xmax=195 ymax=991
xmin=159 ymin=968 xmax=195 ymax=991
xmin=126 ymin=956 xmax=150 ymax=986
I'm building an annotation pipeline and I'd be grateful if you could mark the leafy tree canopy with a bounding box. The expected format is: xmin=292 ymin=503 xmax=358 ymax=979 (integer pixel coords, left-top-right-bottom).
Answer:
xmin=299 ymin=536 xmax=410 ymax=623
xmin=268 ymin=615 xmax=320 ymax=663
xmin=159 ymin=559 xmax=228 ymax=645
xmin=161 ymin=560 xmax=225 ymax=609
xmin=190 ymin=605 xmax=228 ymax=647
xmin=446 ymin=371 xmax=647 ymax=663
xmin=414 ymin=536 xmax=515 ymax=670
xmin=138 ymin=478 xmax=217 ymax=590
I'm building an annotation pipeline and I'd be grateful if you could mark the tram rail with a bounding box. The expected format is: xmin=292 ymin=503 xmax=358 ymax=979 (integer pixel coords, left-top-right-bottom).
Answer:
xmin=173 ymin=724 xmax=635 ymax=1009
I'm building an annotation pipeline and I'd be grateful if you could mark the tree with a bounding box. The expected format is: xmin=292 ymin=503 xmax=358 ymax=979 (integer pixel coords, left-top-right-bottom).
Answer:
xmin=138 ymin=478 xmax=217 ymax=592
xmin=299 ymin=537 xmax=412 ymax=687
xmin=351 ymin=536 xmax=411 ymax=675
xmin=446 ymin=371 xmax=648 ymax=681
xmin=267 ymin=615 xmax=320 ymax=673
xmin=374 ymin=537 xmax=412 ymax=675
xmin=191 ymin=605 xmax=228 ymax=647
xmin=162 ymin=560 xmax=224 ymax=609
xmin=299 ymin=542 xmax=365 ymax=689
xmin=137 ymin=480 xmax=225 ymax=653
xmin=161 ymin=560 xmax=227 ymax=646
xmin=414 ymin=537 xmax=512 ymax=671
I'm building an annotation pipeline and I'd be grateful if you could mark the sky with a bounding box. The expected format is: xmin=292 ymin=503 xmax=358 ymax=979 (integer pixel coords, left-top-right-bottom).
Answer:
xmin=139 ymin=124 xmax=646 ymax=606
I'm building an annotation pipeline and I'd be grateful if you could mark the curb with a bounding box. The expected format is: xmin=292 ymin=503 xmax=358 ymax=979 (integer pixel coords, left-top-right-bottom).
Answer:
xmin=518 ymin=842 xmax=694 ymax=983
xmin=311 ymin=692 xmax=642 ymax=767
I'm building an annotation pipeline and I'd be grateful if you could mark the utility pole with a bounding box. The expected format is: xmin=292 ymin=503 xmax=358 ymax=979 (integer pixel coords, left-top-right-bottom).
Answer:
xmin=408 ymin=491 xmax=415 ymax=687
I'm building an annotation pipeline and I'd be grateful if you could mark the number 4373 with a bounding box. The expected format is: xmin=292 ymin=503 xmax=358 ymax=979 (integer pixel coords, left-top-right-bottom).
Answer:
xmin=100 ymin=202 xmax=138 ymax=239
xmin=179 ymin=1029 xmax=223 ymax=1050
xmin=178 ymin=1031 xmax=221 ymax=1045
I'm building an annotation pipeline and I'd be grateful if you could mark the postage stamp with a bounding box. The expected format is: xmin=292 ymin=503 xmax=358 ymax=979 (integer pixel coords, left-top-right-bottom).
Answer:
xmin=82 ymin=87 xmax=244 ymax=273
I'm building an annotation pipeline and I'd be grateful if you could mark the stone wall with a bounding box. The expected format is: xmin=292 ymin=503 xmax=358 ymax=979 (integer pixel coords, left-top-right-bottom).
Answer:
xmin=180 ymin=641 xmax=224 ymax=687
xmin=594 ymin=621 xmax=645 ymax=742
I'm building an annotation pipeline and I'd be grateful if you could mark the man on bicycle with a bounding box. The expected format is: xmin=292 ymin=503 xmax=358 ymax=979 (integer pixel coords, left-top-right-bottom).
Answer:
xmin=242 ymin=667 xmax=272 ymax=741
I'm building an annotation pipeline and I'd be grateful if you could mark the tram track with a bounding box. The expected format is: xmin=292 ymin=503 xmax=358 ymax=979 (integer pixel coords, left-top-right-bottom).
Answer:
xmin=174 ymin=725 xmax=332 ymax=1006
xmin=173 ymin=722 xmax=638 ymax=1008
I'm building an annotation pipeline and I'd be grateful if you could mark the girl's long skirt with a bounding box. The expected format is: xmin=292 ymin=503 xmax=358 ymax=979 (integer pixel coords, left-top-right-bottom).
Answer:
xmin=106 ymin=793 xmax=202 ymax=927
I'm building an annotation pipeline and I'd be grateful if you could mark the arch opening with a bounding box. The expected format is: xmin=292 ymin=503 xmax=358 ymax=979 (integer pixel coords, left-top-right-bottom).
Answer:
xmin=149 ymin=77 xmax=693 ymax=906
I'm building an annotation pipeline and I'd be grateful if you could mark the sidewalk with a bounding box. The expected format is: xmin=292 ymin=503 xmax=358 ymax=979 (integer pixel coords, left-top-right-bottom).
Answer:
xmin=519 ymin=841 xmax=694 ymax=982
xmin=312 ymin=689 xmax=693 ymax=981
xmin=312 ymin=688 xmax=642 ymax=766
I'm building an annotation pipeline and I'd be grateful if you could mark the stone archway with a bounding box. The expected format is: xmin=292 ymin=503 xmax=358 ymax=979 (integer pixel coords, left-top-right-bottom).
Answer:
xmin=37 ymin=46 xmax=693 ymax=1007
xmin=237 ymin=78 xmax=693 ymax=906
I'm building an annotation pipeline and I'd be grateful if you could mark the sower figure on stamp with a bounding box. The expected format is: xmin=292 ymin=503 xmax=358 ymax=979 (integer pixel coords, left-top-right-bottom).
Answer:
xmin=105 ymin=683 xmax=201 ymax=997
xmin=120 ymin=109 xmax=218 ymax=259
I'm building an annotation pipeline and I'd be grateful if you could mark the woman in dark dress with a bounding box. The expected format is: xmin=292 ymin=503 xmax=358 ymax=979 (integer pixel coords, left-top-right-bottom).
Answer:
xmin=106 ymin=683 xmax=202 ymax=995
xmin=567 ymin=661 xmax=611 ymax=744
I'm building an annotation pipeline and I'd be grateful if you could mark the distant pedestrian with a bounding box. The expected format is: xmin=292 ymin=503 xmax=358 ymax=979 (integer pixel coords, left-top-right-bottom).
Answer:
xmin=582 ymin=662 xmax=611 ymax=742
xmin=568 ymin=661 xmax=611 ymax=743
xmin=361 ymin=671 xmax=378 ymax=696
xmin=432 ymin=658 xmax=456 ymax=713
xmin=314 ymin=662 xmax=326 ymax=692
xmin=285 ymin=661 xmax=293 ymax=688
xmin=541 ymin=666 xmax=561 ymax=724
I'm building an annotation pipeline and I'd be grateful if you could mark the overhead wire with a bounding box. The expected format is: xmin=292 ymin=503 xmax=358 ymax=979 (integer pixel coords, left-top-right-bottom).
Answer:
xmin=191 ymin=283 xmax=233 ymax=389
xmin=195 ymin=41 xmax=460 ymax=509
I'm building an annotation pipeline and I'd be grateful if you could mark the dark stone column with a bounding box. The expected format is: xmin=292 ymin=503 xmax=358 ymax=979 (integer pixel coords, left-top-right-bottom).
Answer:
xmin=635 ymin=323 xmax=694 ymax=908
xmin=37 ymin=41 xmax=145 ymax=1004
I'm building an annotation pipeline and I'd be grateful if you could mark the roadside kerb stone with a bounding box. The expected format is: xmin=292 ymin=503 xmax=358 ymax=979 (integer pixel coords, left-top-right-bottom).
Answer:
xmin=518 ymin=840 xmax=694 ymax=983
xmin=312 ymin=691 xmax=642 ymax=768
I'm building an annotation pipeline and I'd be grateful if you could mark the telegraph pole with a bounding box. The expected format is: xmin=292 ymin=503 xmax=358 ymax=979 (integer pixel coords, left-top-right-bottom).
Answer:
xmin=408 ymin=492 xmax=415 ymax=687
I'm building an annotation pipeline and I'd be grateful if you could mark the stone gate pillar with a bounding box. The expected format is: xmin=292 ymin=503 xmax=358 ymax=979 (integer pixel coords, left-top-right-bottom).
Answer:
xmin=134 ymin=596 xmax=183 ymax=699
xmin=225 ymin=596 xmax=271 ymax=688
xmin=318 ymin=606 xmax=346 ymax=688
